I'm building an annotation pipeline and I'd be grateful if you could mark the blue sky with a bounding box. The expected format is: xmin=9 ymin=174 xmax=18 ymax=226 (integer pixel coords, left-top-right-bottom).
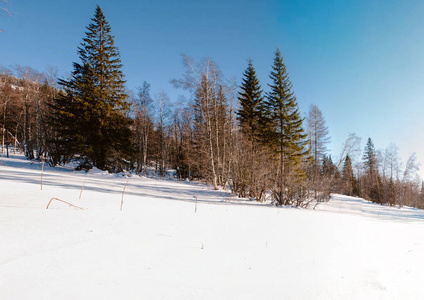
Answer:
xmin=1 ymin=0 xmax=424 ymax=176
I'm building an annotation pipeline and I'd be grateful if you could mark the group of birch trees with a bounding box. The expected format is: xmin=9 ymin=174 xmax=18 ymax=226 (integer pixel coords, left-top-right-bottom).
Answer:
xmin=0 ymin=66 xmax=57 ymax=160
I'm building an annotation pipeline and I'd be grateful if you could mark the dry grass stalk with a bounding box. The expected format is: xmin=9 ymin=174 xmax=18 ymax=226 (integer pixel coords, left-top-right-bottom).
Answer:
xmin=46 ymin=198 xmax=85 ymax=210
xmin=120 ymin=177 xmax=130 ymax=211
xmin=195 ymin=190 xmax=198 ymax=213
xmin=79 ymin=172 xmax=89 ymax=199
xmin=40 ymin=157 xmax=45 ymax=191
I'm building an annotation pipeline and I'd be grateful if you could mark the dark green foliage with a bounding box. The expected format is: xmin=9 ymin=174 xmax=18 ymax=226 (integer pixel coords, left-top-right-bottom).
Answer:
xmin=261 ymin=48 xmax=308 ymax=169
xmin=235 ymin=59 xmax=267 ymax=200
xmin=259 ymin=48 xmax=308 ymax=205
xmin=342 ymin=155 xmax=357 ymax=196
xmin=363 ymin=138 xmax=377 ymax=176
xmin=322 ymin=155 xmax=336 ymax=177
xmin=50 ymin=5 xmax=132 ymax=171
xmin=362 ymin=137 xmax=381 ymax=203
xmin=237 ymin=59 xmax=263 ymax=140
xmin=321 ymin=154 xmax=341 ymax=192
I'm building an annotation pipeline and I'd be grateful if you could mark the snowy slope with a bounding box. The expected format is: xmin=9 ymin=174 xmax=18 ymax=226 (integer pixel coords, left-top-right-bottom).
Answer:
xmin=1 ymin=154 xmax=424 ymax=299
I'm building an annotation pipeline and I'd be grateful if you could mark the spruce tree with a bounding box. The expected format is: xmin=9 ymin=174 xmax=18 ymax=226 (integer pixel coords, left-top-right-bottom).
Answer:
xmin=50 ymin=5 xmax=131 ymax=171
xmin=387 ymin=177 xmax=396 ymax=206
xmin=236 ymin=59 xmax=265 ymax=199
xmin=322 ymin=155 xmax=336 ymax=177
xmin=363 ymin=137 xmax=377 ymax=175
xmin=342 ymin=155 xmax=356 ymax=196
xmin=237 ymin=59 xmax=264 ymax=140
xmin=363 ymin=137 xmax=380 ymax=202
xmin=261 ymin=48 xmax=308 ymax=205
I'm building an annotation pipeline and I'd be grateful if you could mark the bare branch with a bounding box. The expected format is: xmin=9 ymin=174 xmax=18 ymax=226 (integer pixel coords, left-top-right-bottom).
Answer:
xmin=0 ymin=1 xmax=13 ymax=32
xmin=46 ymin=198 xmax=86 ymax=210
xmin=337 ymin=133 xmax=361 ymax=168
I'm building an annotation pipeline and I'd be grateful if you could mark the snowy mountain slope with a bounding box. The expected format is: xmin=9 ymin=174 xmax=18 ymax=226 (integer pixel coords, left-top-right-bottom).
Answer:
xmin=1 ymin=154 xmax=424 ymax=299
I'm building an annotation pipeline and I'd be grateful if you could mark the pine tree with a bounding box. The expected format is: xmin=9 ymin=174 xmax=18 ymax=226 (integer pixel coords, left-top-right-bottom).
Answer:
xmin=261 ymin=48 xmax=308 ymax=205
xmin=50 ymin=5 xmax=131 ymax=171
xmin=237 ymin=59 xmax=264 ymax=140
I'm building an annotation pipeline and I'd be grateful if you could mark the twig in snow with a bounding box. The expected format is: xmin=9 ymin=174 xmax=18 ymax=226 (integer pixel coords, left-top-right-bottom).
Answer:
xmin=79 ymin=171 xmax=89 ymax=199
xmin=46 ymin=198 xmax=85 ymax=210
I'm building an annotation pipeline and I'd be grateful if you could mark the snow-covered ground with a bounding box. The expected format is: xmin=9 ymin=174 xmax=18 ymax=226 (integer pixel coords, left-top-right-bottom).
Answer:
xmin=2 ymin=154 xmax=424 ymax=299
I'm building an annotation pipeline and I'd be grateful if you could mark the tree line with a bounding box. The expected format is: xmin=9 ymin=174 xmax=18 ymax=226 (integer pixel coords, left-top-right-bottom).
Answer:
xmin=1 ymin=5 xmax=422 ymax=208
xmin=0 ymin=65 xmax=58 ymax=160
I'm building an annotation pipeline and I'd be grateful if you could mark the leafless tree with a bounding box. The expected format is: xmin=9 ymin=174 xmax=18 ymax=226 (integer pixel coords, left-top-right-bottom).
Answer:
xmin=172 ymin=55 xmax=230 ymax=190
xmin=133 ymin=82 xmax=153 ymax=174
xmin=155 ymin=90 xmax=171 ymax=176
xmin=337 ymin=133 xmax=361 ymax=168
xmin=306 ymin=104 xmax=330 ymax=163
xmin=384 ymin=143 xmax=400 ymax=181
xmin=0 ymin=65 xmax=58 ymax=159
xmin=305 ymin=104 xmax=331 ymax=199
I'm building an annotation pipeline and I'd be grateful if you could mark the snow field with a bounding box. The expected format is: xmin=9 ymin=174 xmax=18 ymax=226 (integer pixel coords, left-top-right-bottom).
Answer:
xmin=1 ymin=155 xmax=424 ymax=299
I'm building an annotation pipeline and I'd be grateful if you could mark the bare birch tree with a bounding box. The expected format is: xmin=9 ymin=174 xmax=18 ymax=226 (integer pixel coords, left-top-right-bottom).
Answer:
xmin=155 ymin=90 xmax=171 ymax=176
xmin=133 ymin=81 xmax=153 ymax=174
xmin=172 ymin=55 xmax=230 ymax=190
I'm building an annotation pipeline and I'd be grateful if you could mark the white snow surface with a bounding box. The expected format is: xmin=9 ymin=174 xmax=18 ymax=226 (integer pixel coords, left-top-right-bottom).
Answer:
xmin=2 ymin=154 xmax=424 ymax=299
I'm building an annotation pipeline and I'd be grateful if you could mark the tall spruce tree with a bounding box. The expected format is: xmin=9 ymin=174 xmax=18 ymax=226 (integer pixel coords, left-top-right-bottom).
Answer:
xmin=236 ymin=59 xmax=265 ymax=199
xmin=363 ymin=138 xmax=377 ymax=175
xmin=363 ymin=137 xmax=381 ymax=202
xmin=237 ymin=59 xmax=264 ymax=140
xmin=261 ymin=48 xmax=308 ymax=205
xmin=342 ymin=155 xmax=356 ymax=196
xmin=50 ymin=5 xmax=131 ymax=171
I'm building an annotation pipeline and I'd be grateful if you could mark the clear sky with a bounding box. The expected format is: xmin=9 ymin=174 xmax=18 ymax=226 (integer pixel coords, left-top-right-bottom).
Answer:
xmin=1 ymin=0 xmax=424 ymax=177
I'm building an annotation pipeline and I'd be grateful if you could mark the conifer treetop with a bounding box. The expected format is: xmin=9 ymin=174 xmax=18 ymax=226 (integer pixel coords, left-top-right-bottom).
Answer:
xmin=76 ymin=5 xmax=128 ymax=111
xmin=52 ymin=5 xmax=132 ymax=171
xmin=363 ymin=137 xmax=377 ymax=173
xmin=237 ymin=58 xmax=263 ymax=138
xmin=263 ymin=47 xmax=307 ymax=161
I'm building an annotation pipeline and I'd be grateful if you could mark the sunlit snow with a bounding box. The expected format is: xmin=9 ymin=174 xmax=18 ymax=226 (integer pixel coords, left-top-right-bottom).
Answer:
xmin=1 ymin=154 xmax=424 ymax=299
